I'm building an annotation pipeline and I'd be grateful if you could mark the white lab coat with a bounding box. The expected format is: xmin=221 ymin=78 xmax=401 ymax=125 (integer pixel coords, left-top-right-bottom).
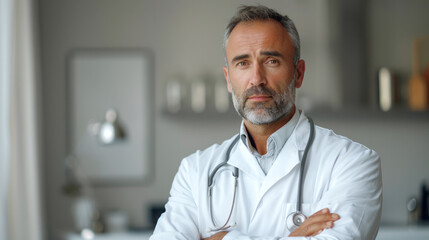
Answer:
xmin=150 ymin=113 xmax=382 ymax=240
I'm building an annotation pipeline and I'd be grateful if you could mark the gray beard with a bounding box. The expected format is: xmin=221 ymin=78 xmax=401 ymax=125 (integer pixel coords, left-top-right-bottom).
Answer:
xmin=230 ymin=77 xmax=296 ymax=125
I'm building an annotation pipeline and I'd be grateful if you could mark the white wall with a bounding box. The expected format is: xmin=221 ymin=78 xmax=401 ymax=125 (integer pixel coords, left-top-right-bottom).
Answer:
xmin=38 ymin=0 xmax=429 ymax=238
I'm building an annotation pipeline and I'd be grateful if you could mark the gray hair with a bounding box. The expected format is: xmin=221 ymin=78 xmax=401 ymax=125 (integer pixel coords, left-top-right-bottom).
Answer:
xmin=223 ymin=5 xmax=301 ymax=67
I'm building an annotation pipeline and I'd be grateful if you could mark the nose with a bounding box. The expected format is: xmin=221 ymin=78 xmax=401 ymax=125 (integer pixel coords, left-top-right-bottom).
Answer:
xmin=249 ymin=63 xmax=267 ymax=86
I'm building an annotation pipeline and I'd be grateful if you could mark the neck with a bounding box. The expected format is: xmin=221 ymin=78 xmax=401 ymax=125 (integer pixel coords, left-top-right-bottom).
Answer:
xmin=244 ymin=106 xmax=296 ymax=155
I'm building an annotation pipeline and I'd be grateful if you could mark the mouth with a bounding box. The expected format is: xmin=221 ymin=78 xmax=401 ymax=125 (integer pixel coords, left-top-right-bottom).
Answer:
xmin=247 ymin=95 xmax=272 ymax=102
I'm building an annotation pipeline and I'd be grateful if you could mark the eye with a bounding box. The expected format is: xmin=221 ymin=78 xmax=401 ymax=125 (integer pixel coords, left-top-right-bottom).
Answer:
xmin=266 ymin=59 xmax=279 ymax=65
xmin=236 ymin=61 xmax=248 ymax=67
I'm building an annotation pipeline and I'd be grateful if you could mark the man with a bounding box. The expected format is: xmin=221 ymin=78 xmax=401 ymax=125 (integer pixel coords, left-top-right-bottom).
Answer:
xmin=150 ymin=5 xmax=382 ymax=240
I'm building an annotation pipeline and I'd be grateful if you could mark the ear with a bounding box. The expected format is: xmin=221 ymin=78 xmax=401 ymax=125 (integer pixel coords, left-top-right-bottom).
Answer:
xmin=295 ymin=59 xmax=305 ymax=89
xmin=223 ymin=66 xmax=232 ymax=93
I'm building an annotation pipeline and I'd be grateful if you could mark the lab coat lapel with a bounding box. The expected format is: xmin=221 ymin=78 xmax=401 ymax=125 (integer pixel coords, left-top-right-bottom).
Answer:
xmin=258 ymin=134 xmax=300 ymax=198
xmin=258 ymin=114 xmax=309 ymax=199
xmin=228 ymin=140 xmax=265 ymax=182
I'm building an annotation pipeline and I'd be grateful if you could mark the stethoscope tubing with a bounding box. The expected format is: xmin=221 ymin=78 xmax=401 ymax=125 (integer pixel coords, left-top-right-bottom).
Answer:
xmin=208 ymin=136 xmax=239 ymax=232
xmin=208 ymin=136 xmax=240 ymax=188
xmin=208 ymin=175 xmax=238 ymax=232
xmin=207 ymin=117 xmax=315 ymax=232
xmin=297 ymin=117 xmax=315 ymax=213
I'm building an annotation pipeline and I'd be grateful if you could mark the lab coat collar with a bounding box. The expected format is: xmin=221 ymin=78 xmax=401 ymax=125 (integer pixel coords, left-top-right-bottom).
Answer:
xmin=293 ymin=111 xmax=312 ymax=151
xmin=227 ymin=112 xmax=311 ymax=184
xmin=227 ymin=138 xmax=266 ymax=182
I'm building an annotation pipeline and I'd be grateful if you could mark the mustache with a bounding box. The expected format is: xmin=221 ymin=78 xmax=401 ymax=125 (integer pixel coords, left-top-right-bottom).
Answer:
xmin=243 ymin=86 xmax=277 ymax=100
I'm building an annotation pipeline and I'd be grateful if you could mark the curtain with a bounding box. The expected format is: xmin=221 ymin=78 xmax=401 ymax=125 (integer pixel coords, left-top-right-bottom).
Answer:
xmin=1 ymin=0 xmax=45 ymax=239
xmin=0 ymin=0 xmax=12 ymax=239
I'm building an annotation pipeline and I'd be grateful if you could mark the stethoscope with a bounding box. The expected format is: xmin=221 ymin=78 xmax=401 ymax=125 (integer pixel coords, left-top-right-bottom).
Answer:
xmin=207 ymin=117 xmax=315 ymax=233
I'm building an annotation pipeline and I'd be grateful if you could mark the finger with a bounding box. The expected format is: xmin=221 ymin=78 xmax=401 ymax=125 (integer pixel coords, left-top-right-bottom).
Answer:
xmin=311 ymin=208 xmax=330 ymax=216
xmin=311 ymin=229 xmax=323 ymax=236
xmin=304 ymin=220 xmax=334 ymax=233
xmin=308 ymin=212 xmax=340 ymax=223
xmin=289 ymin=225 xmax=324 ymax=237
xmin=289 ymin=211 xmax=340 ymax=237
xmin=296 ymin=213 xmax=339 ymax=236
xmin=290 ymin=218 xmax=331 ymax=237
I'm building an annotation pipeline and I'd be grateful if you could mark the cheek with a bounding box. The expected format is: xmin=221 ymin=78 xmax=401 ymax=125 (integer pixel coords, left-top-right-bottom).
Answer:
xmin=267 ymin=66 xmax=292 ymax=79
xmin=228 ymin=70 xmax=250 ymax=91
xmin=267 ymin=70 xmax=292 ymax=91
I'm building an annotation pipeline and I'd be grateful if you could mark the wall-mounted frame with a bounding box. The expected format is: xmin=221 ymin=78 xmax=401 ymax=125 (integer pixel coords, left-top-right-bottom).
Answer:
xmin=66 ymin=48 xmax=154 ymax=185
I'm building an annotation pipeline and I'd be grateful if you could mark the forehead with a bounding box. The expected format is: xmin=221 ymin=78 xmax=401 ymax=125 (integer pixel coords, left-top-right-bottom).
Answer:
xmin=225 ymin=20 xmax=294 ymax=59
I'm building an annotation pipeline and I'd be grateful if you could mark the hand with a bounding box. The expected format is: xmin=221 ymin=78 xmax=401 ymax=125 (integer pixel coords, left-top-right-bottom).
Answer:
xmin=202 ymin=231 xmax=228 ymax=240
xmin=288 ymin=208 xmax=340 ymax=237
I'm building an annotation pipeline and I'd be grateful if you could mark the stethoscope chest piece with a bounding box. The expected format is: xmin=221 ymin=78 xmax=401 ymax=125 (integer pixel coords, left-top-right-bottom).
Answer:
xmin=286 ymin=211 xmax=307 ymax=232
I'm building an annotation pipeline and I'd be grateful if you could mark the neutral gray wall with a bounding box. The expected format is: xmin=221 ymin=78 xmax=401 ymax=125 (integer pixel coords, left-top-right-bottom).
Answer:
xmin=367 ymin=0 xmax=429 ymax=107
xmin=316 ymin=115 xmax=429 ymax=225
xmin=38 ymin=0 xmax=429 ymax=239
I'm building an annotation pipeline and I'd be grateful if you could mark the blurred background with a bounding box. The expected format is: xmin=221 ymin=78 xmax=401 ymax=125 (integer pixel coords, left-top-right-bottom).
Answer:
xmin=2 ymin=0 xmax=429 ymax=239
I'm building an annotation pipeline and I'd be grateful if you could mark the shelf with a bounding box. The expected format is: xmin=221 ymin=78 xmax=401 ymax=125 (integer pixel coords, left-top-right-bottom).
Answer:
xmin=161 ymin=106 xmax=429 ymax=122
xmin=161 ymin=108 xmax=239 ymax=121
xmin=307 ymin=108 xmax=429 ymax=121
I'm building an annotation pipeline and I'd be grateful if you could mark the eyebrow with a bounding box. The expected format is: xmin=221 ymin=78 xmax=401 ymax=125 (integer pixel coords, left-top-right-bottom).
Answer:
xmin=231 ymin=54 xmax=249 ymax=64
xmin=261 ymin=51 xmax=283 ymax=58
xmin=230 ymin=51 xmax=284 ymax=64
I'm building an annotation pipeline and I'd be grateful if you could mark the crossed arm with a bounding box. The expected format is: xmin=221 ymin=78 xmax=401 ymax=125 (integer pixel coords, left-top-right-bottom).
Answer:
xmin=204 ymin=208 xmax=341 ymax=240
xmin=151 ymin=146 xmax=382 ymax=240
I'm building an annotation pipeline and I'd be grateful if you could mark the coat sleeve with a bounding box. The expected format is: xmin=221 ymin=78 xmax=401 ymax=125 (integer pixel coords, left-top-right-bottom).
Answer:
xmin=150 ymin=156 xmax=200 ymax=240
xmin=222 ymin=145 xmax=382 ymax=240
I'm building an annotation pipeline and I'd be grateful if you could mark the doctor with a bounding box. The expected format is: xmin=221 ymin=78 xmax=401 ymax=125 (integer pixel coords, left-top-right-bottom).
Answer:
xmin=151 ymin=5 xmax=382 ymax=240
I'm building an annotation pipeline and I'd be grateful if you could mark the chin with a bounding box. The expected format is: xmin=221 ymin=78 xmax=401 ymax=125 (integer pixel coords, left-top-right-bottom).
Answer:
xmin=244 ymin=112 xmax=277 ymax=125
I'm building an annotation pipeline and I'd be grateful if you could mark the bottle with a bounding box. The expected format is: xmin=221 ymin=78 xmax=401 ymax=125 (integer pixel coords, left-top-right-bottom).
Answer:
xmin=420 ymin=182 xmax=429 ymax=222
xmin=423 ymin=64 xmax=429 ymax=108
xmin=408 ymin=39 xmax=427 ymax=111
xmin=378 ymin=68 xmax=396 ymax=111
xmin=407 ymin=197 xmax=419 ymax=224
